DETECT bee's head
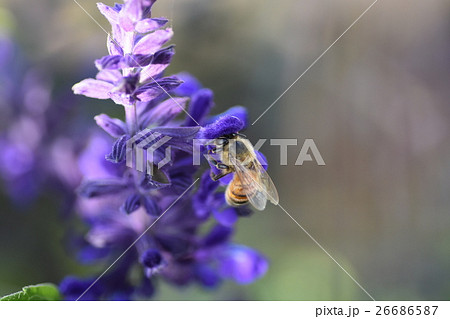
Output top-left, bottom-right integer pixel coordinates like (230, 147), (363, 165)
(221, 133), (237, 140)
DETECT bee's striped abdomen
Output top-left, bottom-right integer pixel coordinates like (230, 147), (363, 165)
(225, 175), (249, 206)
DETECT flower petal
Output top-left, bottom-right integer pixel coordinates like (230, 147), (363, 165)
(173, 72), (203, 97)
(118, 15), (134, 32)
(135, 18), (168, 33)
(124, 53), (155, 67)
(95, 55), (123, 70)
(198, 170), (220, 198)
(121, 0), (142, 24)
(118, 0), (141, 33)
(77, 246), (110, 264)
(154, 234), (190, 257)
(202, 224), (233, 247)
(105, 134), (128, 163)
(96, 69), (122, 83)
(134, 76), (183, 102)
(94, 114), (127, 138)
(78, 133), (123, 179)
(133, 28), (173, 55)
(107, 35), (124, 56)
(121, 193), (141, 214)
(198, 115), (245, 139)
(77, 178), (129, 198)
(142, 196), (160, 216)
(72, 79), (113, 99)
(213, 208), (238, 227)
(60, 276), (102, 301)
(140, 97), (189, 128)
(140, 249), (163, 269)
(97, 3), (119, 26)
(205, 106), (249, 128)
(195, 265), (221, 288)
(219, 245), (268, 284)
(86, 217), (135, 248)
(151, 126), (201, 139)
(140, 46), (175, 82)
(184, 88), (214, 126)
(192, 171), (221, 219)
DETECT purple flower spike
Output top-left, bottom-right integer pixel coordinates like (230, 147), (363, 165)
(199, 115), (245, 139)
(60, 0), (272, 301)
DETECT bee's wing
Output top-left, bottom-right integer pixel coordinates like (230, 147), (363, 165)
(230, 161), (267, 211)
(229, 155), (279, 210)
(257, 165), (279, 205)
(247, 189), (268, 211)
(239, 138), (279, 205)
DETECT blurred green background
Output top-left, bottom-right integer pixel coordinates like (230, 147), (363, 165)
(1, 0), (450, 300)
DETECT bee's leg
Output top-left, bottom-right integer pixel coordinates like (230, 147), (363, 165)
(217, 137), (229, 146)
(208, 153), (232, 181)
(216, 163), (229, 170)
(210, 169), (232, 181)
(209, 158), (230, 171)
(206, 148), (226, 165)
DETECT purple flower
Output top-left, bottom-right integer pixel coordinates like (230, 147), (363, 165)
(73, 1), (180, 107)
(0, 36), (82, 207)
(199, 115), (245, 140)
(63, 0), (269, 300)
(218, 245), (269, 284)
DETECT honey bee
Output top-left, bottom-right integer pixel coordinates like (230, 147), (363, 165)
(207, 133), (279, 211)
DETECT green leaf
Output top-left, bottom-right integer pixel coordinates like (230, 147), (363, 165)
(1, 283), (61, 301)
